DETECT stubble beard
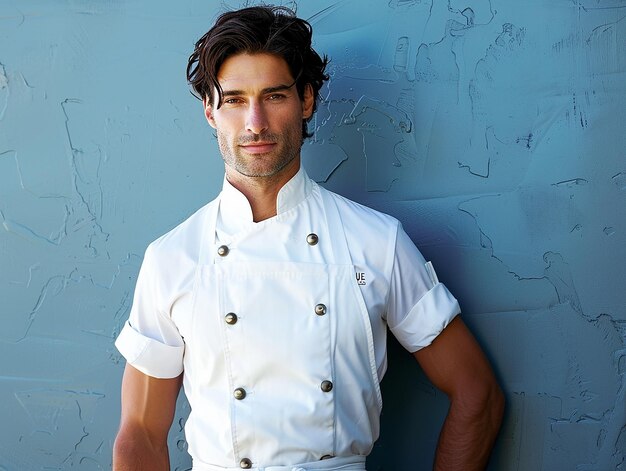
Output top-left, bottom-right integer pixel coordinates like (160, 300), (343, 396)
(217, 127), (303, 179)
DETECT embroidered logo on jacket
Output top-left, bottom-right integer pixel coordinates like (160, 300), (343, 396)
(356, 272), (366, 286)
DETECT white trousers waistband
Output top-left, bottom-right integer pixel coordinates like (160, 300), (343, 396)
(193, 455), (366, 471)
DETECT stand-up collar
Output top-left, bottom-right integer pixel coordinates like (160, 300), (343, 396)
(218, 166), (313, 237)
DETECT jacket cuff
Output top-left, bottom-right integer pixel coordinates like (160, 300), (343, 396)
(390, 283), (461, 353)
(115, 321), (184, 378)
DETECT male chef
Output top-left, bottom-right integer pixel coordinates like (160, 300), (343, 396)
(113, 5), (504, 471)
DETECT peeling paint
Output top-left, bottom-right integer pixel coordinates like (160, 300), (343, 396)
(603, 226), (615, 236)
(458, 159), (490, 178)
(612, 172), (626, 190)
(0, 61), (8, 121)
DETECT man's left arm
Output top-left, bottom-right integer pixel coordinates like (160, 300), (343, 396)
(413, 316), (505, 471)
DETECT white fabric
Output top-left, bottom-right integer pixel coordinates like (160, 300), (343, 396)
(115, 320), (184, 378)
(115, 167), (460, 469)
(193, 454), (366, 471)
(390, 283), (460, 351)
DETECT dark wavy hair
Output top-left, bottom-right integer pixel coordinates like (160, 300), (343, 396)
(186, 5), (329, 138)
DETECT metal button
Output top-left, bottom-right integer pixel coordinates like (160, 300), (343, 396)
(320, 454), (334, 460)
(315, 304), (327, 316)
(239, 458), (252, 469)
(217, 245), (229, 257)
(225, 313), (238, 325)
(234, 388), (246, 400)
(321, 380), (333, 392)
(306, 233), (319, 245)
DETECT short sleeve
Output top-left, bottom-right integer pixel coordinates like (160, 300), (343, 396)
(386, 225), (460, 353)
(115, 244), (185, 378)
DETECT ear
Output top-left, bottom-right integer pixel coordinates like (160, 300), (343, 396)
(302, 83), (314, 119)
(203, 97), (217, 129)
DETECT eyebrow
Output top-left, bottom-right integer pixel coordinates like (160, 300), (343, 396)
(221, 83), (295, 98)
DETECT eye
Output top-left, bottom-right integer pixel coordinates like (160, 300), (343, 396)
(267, 93), (286, 101)
(223, 97), (243, 105)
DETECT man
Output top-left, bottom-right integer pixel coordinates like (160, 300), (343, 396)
(113, 5), (504, 471)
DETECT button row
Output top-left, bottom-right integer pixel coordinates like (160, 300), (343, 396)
(217, 233), (320, 258)
(225, 304), (327, 325)
(231, 380), (333, 402)
(219, 231), (321, 470)
(232, 381), (332, 465)
(240, 454), (334, 468)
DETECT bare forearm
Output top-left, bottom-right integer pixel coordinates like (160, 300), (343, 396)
(433, 385), (504, 471)
(114, 366), (182, 470)
(113, 429), (170, 471)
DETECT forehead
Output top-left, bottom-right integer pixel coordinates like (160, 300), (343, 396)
(217, 53), (295, 91)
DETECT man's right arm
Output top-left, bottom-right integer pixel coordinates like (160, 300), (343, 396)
(113, 364), (183, 471)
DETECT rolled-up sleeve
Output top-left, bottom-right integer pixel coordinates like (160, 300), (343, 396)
(386, 226), (461, 353)
(390, 283), (460, 352)
(115, 244), (185, 378)
(115, 321), (184, 378)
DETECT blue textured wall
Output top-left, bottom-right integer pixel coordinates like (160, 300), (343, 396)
(1, 1), (624, 470)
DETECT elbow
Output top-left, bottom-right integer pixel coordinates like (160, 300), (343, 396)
(113, 423), (169, 470)
(112, 431), (133, 468)
(113, 428), (142, 466)
(486, 381), (505, 431)
(452, 375), (505, 432)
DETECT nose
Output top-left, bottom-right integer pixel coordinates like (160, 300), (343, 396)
(245, 101), (269, 135)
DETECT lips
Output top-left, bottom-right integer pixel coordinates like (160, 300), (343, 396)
(239, 142), (277, 154)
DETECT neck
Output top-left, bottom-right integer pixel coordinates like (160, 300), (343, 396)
(225, 159), (300, 222)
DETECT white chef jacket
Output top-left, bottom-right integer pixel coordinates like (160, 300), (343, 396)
(116, 167), (460, 470)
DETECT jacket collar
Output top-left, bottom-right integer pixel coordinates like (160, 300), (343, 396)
(218, 166), (313, 235)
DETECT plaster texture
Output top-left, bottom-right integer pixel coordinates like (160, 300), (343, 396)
(0, 1), (624, 470)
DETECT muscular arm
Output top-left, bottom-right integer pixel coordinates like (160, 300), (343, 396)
(113, 364), (183, 471)
(413, 316), (504, 471)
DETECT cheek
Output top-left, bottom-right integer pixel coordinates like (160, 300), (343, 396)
(216, 128), (231, 143)
(280, 110), (303, 130)
(214, 121), (235, 138)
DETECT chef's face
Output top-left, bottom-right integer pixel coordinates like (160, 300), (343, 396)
(204, 52), (314, 181)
